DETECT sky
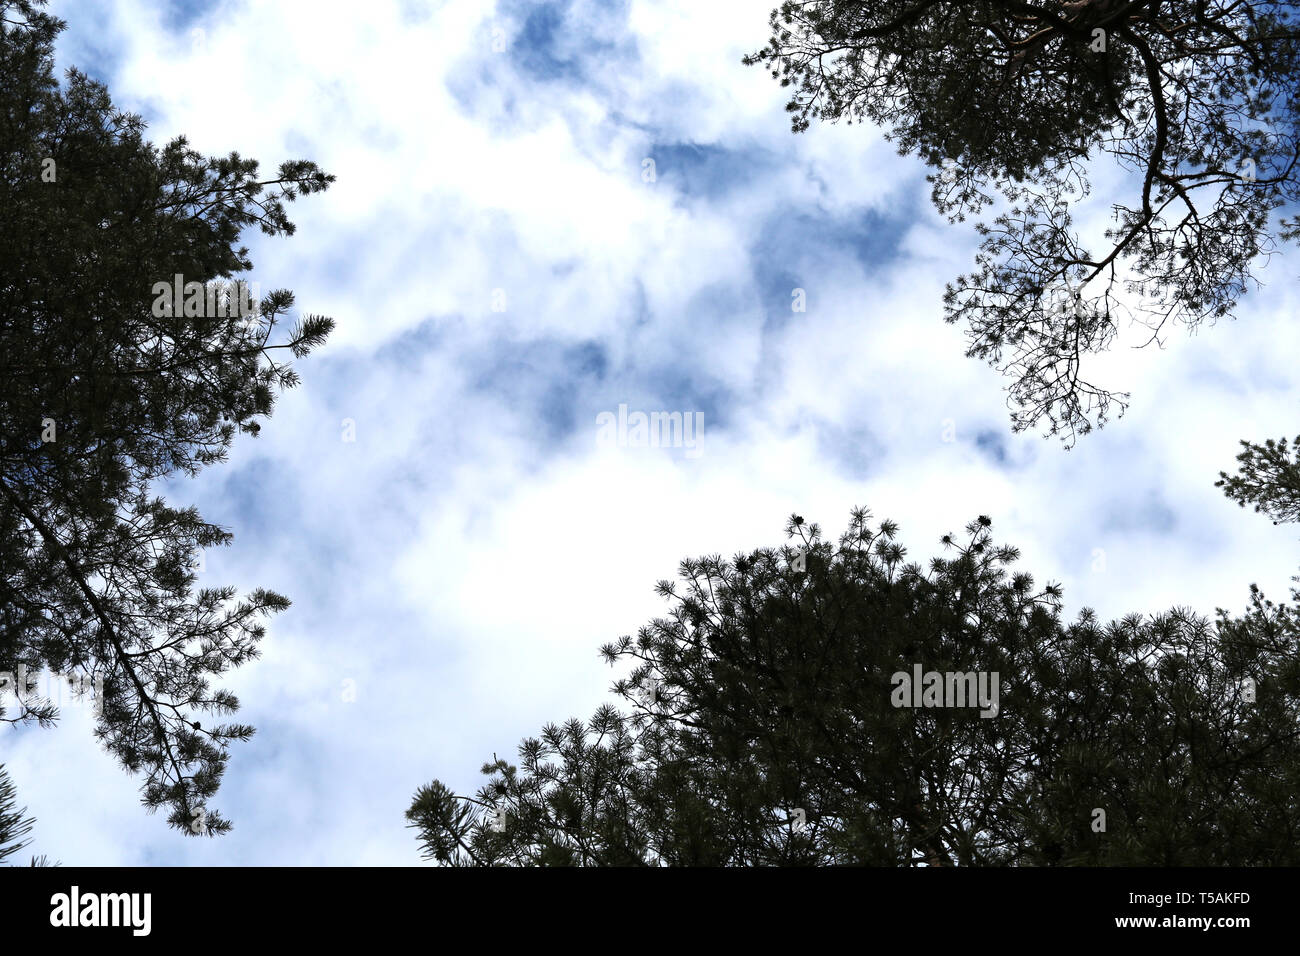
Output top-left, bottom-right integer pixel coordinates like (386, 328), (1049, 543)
(4, 0), (1299, 865)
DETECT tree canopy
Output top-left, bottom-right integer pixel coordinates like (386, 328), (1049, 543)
(0, 0), (333, 836)
(408, 511), (1300, 865)
(746, 1), (1300, 445)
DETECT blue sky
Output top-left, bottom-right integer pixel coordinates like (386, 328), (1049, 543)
(5, 0), (1300, 865)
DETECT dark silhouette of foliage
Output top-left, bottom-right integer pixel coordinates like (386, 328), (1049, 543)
(409, 511), (1300, 865)
(0, 0), (334, 835)
(1219, 433), (1300, 526)
(745, 1), (1300, 445)
(0, 764), (34, 864)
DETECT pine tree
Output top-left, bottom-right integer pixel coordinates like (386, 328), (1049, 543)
(0, 0), (334, 835)
(745, 1), (1300, 446)
(1218, 434), (1300, 526)
(0, 764), (34, 864)
(409, 510), (1300, 865)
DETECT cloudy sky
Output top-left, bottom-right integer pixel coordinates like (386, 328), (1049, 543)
(5, 0), (1299, 865)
